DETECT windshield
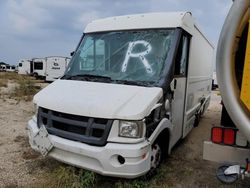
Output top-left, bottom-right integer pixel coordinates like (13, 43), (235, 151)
(64, 29), (175, 85)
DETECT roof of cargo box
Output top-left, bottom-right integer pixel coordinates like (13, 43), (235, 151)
(84, 12), (194, 33)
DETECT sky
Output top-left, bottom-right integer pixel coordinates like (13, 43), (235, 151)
(0, 0), (232, 65)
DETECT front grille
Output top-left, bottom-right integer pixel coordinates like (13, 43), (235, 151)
(38, 107), (113, 146)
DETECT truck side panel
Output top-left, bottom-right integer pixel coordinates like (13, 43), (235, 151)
(183, 25), (214, 137)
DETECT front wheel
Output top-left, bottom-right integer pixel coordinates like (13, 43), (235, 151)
(144, 142), (163, 179)
(151, 143), (162, 169)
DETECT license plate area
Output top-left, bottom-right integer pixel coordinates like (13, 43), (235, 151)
(33, 125), (53, 156)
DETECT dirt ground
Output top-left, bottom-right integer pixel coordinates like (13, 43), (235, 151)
(1, 81), (250, 187)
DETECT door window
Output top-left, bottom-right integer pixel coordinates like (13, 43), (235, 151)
(34, 62), (43, 70)
(79, 37), (105, 71)
(174, 34), (190, 76)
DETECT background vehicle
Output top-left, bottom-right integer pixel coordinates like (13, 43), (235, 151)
(203, 0), (250, 183)
(45, 56), (70, 82)
(0, 64), (6, 72)
(28, 12), (214, 178)
(32, 58), (46, 79)
(18, 59), (33, 75)
(6, 65), (16, 72)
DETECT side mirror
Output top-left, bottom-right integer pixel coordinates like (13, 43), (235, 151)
(70, 51), (75, 56)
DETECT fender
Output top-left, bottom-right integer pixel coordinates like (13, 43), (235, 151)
(148, 118), (174, 154)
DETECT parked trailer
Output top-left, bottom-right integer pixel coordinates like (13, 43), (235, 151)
(203, 0), (250, 183)
(0, 64), (6, 72)
(32, 58), (46, 79)
(6, 65), (16, 72)
(18, 59), (33, 75)
(28, 12), (214, 178)
(45, 56), (71, 82)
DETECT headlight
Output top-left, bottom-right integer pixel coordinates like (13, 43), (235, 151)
(119, 120), (145, 138)
(34, 103), (38, 118)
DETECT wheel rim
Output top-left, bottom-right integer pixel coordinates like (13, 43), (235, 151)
(150, 143), (162, 169)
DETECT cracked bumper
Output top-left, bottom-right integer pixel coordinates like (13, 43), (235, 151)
(27, 118), (151, 178)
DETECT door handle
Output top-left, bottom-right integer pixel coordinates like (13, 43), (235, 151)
(170, 78), (177, 91)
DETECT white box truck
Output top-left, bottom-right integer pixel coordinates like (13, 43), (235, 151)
(45, 56), (71, 82)
(18, 59), (33, 75)
(203, 0), (250, 183)
(28, 12), (214, 178)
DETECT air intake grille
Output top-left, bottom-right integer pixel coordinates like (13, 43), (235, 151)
(38, 107), (112, 146)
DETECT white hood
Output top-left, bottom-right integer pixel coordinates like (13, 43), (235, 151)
(34, 80), (163, 120)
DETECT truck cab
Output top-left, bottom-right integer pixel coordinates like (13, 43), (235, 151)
(28, 12), (213, 178)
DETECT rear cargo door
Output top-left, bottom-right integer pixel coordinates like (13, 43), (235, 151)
(46, 58), (66, 81)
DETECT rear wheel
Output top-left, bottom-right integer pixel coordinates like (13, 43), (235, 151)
(194, 111), (201, 127)
(33, 73), (38, 79)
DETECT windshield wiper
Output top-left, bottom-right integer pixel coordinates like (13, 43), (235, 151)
(62, 75), (154, 86)
(115, 79), (153, 87)
(62, 74), (112, 82)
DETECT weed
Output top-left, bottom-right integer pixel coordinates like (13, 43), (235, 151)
(0, 72), (41, 101)
(0, 72), (41, 100)
(128, 180), (149, 188)
(79, 170), (96, 187)
(48, 166), (96, 188)
(11, 78), (40, 100)
(0, 72), (21, 80)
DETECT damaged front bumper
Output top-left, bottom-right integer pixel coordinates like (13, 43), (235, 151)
(27, 118), (151, 178)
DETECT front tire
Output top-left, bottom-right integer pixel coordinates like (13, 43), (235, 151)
(151, 143), (162, 169)
(144, 142), (163, 179)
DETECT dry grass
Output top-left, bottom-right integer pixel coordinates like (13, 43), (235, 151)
(11, 77), (41, 101)
(0, 72), (41, 101)
(0, 79), (7, 88)
(41, 165), (153, 188)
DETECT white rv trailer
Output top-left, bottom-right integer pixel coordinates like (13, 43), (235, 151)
(28, 12), (214, 178)
(18, 59), (33, 75)
(0, 64), (6, 72)
(32, 58), (46, 79)
(45, 56), (71, 82)
(6, 65), (16, 72)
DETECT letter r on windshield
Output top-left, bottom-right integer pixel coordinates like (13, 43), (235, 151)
(122, 40), (153, 73)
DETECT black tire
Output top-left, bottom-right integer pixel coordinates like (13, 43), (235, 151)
(33, 73), (38, 79)
(194, 111), (201, 127)
(216, 164), (239, 184)
(144, 141), (163, 179)
(200, 104), (206, 117)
